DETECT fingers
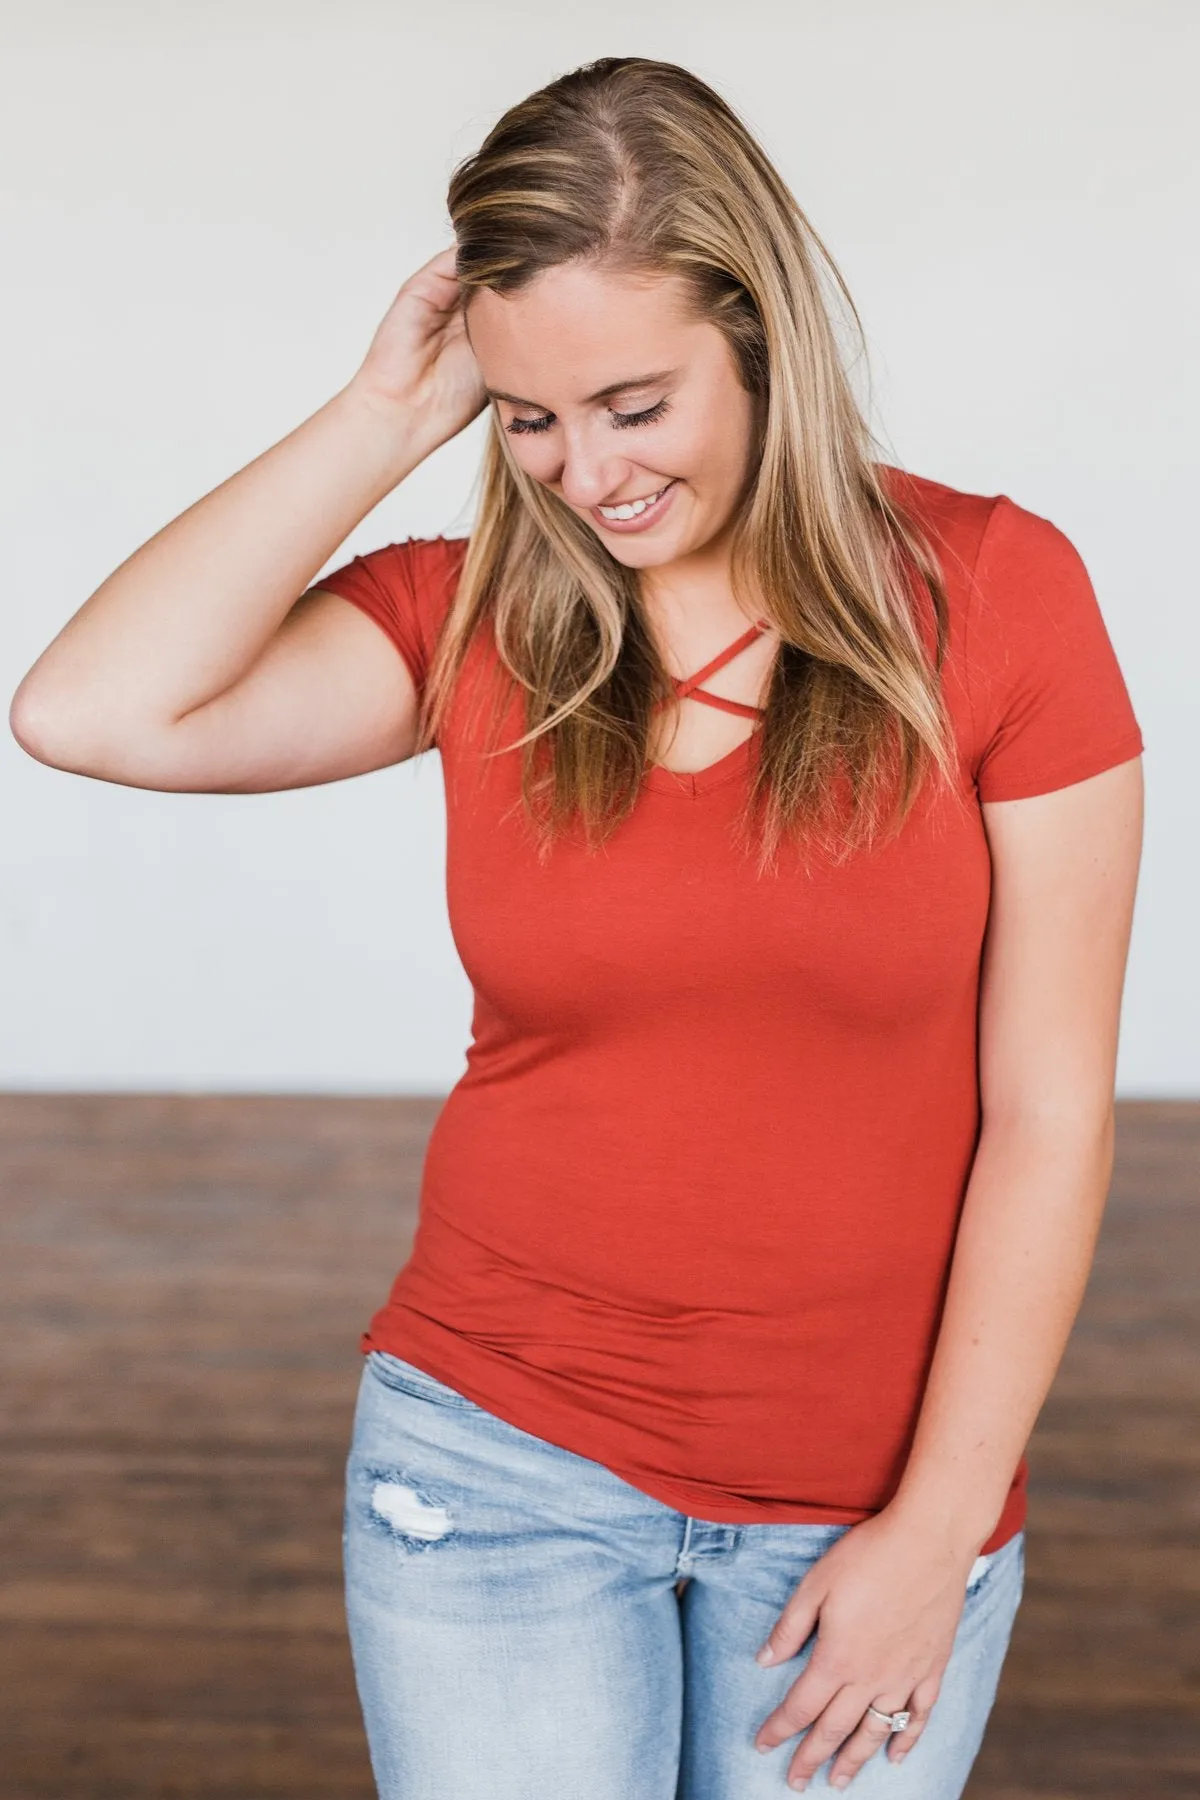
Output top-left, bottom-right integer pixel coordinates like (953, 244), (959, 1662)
(419, 244), (460, 283)
(762, 1675), (942, 1793)
(755, 1665), (840, 1754)
(815, 1696), (912, 1790)
(882, 1672), (939, 1765)
(766, 1688), (888, 1792)
(403, 245), (464, 315)
(755, 1588), (819, 1667)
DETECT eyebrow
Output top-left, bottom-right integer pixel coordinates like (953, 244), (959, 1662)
(485, 368), (679, 409)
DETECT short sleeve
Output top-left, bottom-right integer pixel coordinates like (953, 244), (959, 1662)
(965, 496), (1144, 802)
(304, 535), (469, 701)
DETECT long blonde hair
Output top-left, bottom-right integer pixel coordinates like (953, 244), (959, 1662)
(422, 55), (960, 868)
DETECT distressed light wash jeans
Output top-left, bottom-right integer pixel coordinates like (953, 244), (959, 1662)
(344, 1349), (1025, 1800)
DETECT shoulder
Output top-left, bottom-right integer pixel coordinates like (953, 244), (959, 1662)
(878, 462), (1091, 597)
(314, 534), (469, 611)
(351, 534), (470, 621)
(877, 462), (997, 577)
(878, 465), (1143, 799)
(877, 464), (1105, 656)
(307, 535), (470, 690)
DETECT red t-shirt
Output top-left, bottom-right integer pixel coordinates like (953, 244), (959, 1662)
(308, 468), (1144, 1554)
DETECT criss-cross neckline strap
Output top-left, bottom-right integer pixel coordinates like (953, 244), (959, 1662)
(656, 618), (771, 720)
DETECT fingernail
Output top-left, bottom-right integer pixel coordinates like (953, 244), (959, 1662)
(788, 1779), (807, 1793)
(755, 1739), (772, 1754)
(833, 1779), (851, 1791)
(755, 1643), (775, 1665)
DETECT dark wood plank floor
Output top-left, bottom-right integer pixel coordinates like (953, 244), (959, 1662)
(1, 1096), (1196, 1799)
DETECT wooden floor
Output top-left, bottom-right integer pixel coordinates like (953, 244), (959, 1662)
(0, 1096), (1196, 1800)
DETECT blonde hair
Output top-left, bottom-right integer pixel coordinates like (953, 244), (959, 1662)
(421, 55), (959, 868)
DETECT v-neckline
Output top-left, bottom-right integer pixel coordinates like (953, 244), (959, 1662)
(642, 616), (770, 797)
(643, 728), (761, 797)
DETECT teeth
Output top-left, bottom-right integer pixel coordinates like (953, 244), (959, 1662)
(599, 484), (667, 520)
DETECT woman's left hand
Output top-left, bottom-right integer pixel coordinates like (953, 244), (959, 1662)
(752, 1505), (980, 1790)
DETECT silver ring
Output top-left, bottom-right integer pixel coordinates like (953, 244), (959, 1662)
(866, 1704), (911, 1733)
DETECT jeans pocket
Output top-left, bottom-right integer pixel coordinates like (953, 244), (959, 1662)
(965, 1528), (1023, 1598)
(366, 1349), (483, 1412)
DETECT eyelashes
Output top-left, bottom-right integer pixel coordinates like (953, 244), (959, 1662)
(504, 415), (552, 436)
(504, 397), (671, 436)
(612, 397), (670, 431)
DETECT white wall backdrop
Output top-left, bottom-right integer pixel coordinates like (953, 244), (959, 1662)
(2, 0), (1195, 1094)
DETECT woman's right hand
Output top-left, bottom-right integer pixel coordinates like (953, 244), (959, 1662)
(348, 245), (488, 451)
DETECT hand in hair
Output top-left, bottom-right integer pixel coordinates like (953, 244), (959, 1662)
(350, 244), (487, 453)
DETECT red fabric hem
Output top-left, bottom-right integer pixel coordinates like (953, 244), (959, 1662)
(977, 728), (1144, 803)
(359, 1322), (1027, 1556)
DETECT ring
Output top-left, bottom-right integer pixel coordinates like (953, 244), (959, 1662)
(866, 1704), (911, 1733)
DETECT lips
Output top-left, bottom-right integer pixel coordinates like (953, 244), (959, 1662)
(590, 479), (679, 534)
(597, 483), (670, 520)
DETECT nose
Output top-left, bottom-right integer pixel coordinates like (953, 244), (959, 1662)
(554, 424), (631, 511)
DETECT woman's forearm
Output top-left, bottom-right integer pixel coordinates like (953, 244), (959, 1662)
(886, 1109), (1116, 1557)
(11, 379), (426, 758)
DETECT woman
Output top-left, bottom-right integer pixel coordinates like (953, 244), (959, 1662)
(10, 56), (1144, 1800)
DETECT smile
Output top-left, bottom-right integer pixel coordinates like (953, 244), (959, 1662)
(592, 480), (679, 532)
(597, 483), (672, 519)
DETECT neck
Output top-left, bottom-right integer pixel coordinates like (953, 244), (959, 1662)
(636, 522), (759, 636)
(637, 579), (765, 647)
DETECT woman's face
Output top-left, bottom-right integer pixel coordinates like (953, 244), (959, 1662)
(464, 261), (762, 574)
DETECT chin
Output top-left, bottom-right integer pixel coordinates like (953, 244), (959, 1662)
(605, 537), (689, 567)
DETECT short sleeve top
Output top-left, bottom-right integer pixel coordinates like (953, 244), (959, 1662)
(306, 468), (1143, 1553)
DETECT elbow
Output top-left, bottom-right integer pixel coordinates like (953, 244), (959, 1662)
(9, 675), (72, 768)
(9, 673), (108, 775)
(10, 672), (185, 788)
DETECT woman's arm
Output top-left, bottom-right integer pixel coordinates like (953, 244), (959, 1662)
(8, 248), (484, 793)
(886, 750), (1145, 1553)
(753, 751), (1144, 1789)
